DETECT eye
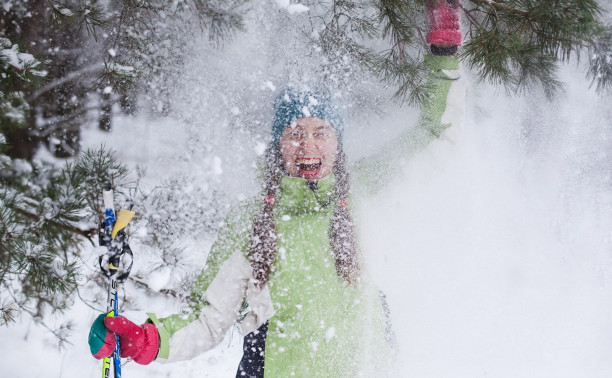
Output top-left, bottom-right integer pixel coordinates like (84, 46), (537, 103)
(314, 131), (331, 139)
(288, 131), (304, 139)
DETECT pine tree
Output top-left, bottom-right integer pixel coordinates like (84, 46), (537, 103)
(1, 0), (247, 157)
(0, 36), (127, 335)
(0, 37), (46, 129)
(2, 0), (107, 158)
(0, 141), (133, 344)
(312, 0), (611, 104)
(88, 0), (247, 128)
(0, 1), (245, 339)
(461, 0), (610, 98)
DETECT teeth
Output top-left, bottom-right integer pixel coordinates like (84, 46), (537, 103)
(296, 158), (321, 173)
(296, 158), (320, 164)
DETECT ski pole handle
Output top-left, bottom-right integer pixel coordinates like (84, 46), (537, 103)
(103, 186), (116, 237)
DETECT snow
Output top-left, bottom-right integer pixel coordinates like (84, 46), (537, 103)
(287, 4), (309, 15)
(324, 326), (335, 341)
(274, 0), (309, 15)
(212, 156), (223, 175)
(263, 81), (276, 91)
(254, 141), (266, 156)
(106, 62), (135, 75)
(1, 44), (24, 68)
(274, 0), (290, 9)
(359, 64), (612, 377)
(147, 269), (172, 292)
(0, 39), (45, 79)
(5, 3), (612, 378)
(12, 158), (33, 174)
(59, 8), (73, 17)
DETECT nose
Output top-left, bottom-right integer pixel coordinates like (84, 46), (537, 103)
(300, 134), (317, 152)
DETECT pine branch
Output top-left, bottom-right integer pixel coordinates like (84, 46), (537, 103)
(129, 274), (186, 300)
(0, 146), (133, 334)
(11, 297), (75, 348)
(462, 0), (607, 95)
(26, 64), (100, 103)
(45, 0), (107, 41)
(587, 24), (612, 93)
(468, 0), (529, 17)
(12, 206), (96, 243)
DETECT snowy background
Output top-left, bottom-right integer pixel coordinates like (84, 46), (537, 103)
(2, 1), (612, 377)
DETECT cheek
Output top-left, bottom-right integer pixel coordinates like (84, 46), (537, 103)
(322, 145), (338, 172)
(324, 141), (338, 161)
(281, 146), (297, 168)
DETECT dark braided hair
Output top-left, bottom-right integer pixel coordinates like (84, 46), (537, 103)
(330, 149), (360, 285)
(248, 146), (282, 286)
(248, 144), (360, 287)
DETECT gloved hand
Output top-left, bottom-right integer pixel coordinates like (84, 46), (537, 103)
(426, 0), (462, 46)
(88, 313), (160, 365)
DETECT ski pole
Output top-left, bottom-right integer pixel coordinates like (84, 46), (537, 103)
(101, 184), (121, 378)
(100, 184), (135, 378)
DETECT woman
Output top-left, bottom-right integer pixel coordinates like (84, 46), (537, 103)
(89, 1), (465, 376)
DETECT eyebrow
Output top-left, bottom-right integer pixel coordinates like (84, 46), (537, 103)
(285, 123), (332, 132)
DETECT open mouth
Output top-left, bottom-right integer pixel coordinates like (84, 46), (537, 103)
(296, 158), (322, 178)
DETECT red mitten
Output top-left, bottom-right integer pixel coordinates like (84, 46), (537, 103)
(426, 0), (462, 46)
(104, 316), (159, 365)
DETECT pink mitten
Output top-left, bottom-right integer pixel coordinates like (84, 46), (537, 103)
(104, 316), (159, 365)
(426, 0), (462, 46)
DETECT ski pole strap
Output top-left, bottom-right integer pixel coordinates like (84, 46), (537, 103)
(99, 242), (133, 283)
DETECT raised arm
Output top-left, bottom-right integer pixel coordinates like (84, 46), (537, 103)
(352, 0), (466, 196)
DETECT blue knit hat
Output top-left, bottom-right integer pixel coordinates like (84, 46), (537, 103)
(271, 86), (344, 145)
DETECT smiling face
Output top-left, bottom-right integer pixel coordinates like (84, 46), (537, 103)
(279, 117), (339, 181)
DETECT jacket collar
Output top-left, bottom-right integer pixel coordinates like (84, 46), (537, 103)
(277, 174), (336, 215)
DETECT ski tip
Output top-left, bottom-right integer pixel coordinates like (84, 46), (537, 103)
(104, 182), (112, 192)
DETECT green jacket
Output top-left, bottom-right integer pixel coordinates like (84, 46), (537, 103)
(148, 54), (464, 377)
